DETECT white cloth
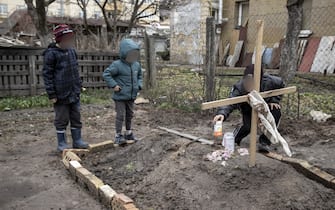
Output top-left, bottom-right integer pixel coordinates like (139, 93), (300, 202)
(248, 90), (292, 157)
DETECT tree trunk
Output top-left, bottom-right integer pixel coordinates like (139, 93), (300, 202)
(111, 0), (119, 49)
(279, 0), (304, 84)
(205, 17), (216, 102)
(83, 8), (89, 34)
(25, 0), (53, 47)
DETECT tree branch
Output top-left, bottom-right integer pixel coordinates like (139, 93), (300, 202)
(46, 0), (56, 6)
(135, 2), (157, 18)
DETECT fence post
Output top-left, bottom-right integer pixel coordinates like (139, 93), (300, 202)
(28, 55), (37, 96)
(144, 32), (157, 90)
(205, 17), (216, 102)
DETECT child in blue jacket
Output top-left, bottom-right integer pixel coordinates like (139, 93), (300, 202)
(103, 39), (143, 145)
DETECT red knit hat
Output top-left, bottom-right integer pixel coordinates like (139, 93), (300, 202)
(53, 24), (74, 43)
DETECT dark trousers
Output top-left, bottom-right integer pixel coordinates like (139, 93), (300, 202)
(233, 108), (281, 146)
(114, 100), (134, 134)
(54, 101), (82, 131)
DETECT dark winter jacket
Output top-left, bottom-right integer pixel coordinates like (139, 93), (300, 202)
(217, 74), (285, 120)
(102, 39), (143, 101)
(42, 43), (81, 104)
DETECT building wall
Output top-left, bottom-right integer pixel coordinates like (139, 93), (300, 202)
(221, 0), (335, 54)
(0, 0), (26, 22)
(309, 0), (335, 37)
(247, 0), (287, 51)
(170, 0), (211, 65)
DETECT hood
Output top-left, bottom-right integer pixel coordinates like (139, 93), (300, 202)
(119, 39), (140, 60)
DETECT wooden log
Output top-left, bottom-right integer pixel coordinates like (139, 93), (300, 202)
(202, 86), (297, 110)
(157, 126), (214, 145)
(264, 152), (335, 190)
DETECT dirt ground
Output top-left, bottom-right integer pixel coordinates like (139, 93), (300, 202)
(1, 103), (334, 210)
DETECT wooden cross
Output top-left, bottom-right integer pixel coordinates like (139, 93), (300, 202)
(201, 20), (297, 167)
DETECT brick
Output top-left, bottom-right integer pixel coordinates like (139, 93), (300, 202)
(116, 193), (133, 204)
(98, 185), (117, 207)
(68, 149), (90, 158)
(69, 160), (83, 179)
(85, 174), (104, 198)
(123, 203), (139, 210)
(62, 151), (81, 169)
(89, 140), (114, 152)
(112, 194), (134, 210)
(76, 167), (92, 187)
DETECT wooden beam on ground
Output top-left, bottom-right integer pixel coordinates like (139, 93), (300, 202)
(249, 20), (264, 167)
(264, 152), (335, 190)
(157, 126), (214, 145)
(201, 86), (297, 110)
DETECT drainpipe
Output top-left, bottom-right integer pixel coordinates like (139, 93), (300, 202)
(238, 2), (243, 26)
(219, 0), (223, 24)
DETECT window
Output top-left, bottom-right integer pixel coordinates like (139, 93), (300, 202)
(0, 4), (8, 15)
(211, 8), (219, 23)
(235, 1), (249, 27)
(16, 5), (27, 10)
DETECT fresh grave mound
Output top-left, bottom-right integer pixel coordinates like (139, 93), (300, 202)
(279, 117), (335, 177)
(83, 133), (335, 210)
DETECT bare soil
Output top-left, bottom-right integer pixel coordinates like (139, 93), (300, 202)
(1, 103), (334, 210)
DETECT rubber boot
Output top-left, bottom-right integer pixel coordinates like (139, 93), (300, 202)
(71, 128), (89, 149)
(57, 130), (69, 152)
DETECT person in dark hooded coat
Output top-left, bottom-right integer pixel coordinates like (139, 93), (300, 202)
(213, 65), (285, 152)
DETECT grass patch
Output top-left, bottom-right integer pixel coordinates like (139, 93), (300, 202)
(0, 89), (112, 111)
(144, 67), (335, 116)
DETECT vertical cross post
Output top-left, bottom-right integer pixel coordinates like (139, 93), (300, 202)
(249, 20), (264, 167)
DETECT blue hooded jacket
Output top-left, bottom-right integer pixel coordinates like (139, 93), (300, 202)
(103, 39), (143, 101)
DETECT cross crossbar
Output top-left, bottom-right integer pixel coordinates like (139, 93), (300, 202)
(201, 86), (297, 110)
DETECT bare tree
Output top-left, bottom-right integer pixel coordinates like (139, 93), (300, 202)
(127, 0), (159, 33)
(280, 0), (304, 84)
(24, 0), (56, 47)
(77, 0), (90, 34)
(94, 0), (112, 30)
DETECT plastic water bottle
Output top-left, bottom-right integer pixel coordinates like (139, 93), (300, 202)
(222, 132), (235, 152)
(213, 121), (223, 137)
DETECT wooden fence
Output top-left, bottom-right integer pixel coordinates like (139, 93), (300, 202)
(0, 46), (119, 97)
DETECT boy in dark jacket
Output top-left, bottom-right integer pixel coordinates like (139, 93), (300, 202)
(213, 65), (285, 152)
(43, 24), (88, 152)
(103, 39), (143, 145)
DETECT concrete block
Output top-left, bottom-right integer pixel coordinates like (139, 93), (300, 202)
(76, 167), (92, 188)
(69, 160), (83, 179)
(98, 185), (117, 207)
(62, 151), (81, 169)
(85, 174), (105, 198)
